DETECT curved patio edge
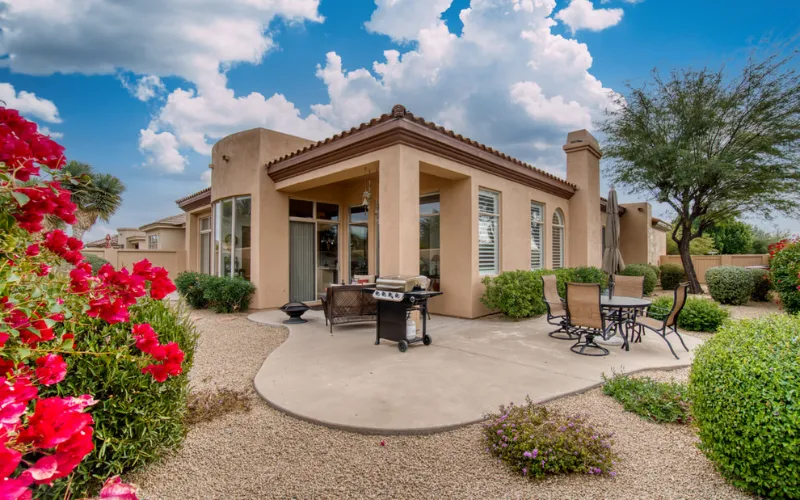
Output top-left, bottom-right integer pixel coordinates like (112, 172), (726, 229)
(247, 310), (698, 435)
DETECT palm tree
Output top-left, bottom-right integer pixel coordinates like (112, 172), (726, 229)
(60, 161), (126, 241)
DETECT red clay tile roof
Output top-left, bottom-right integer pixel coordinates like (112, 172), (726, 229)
(85, 234), (118, 248)
(175, 187), (211, 204)
(266, 104), (577, 190)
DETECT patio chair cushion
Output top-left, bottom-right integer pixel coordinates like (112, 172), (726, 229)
(547, 301), (566, 317)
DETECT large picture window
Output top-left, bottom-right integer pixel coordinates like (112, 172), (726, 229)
(530, 202), (544, 270)
(349, 205), (368, 280)
(478, 189), (500, 276)
(213, 195), (251, 279)
(552, 208), (565, 269)
(420, 193), (440, 290)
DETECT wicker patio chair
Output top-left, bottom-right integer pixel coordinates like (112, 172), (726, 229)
(565, 283), (615, 356)
(630, 283), (690, 359)
(542, 275), (575, 340)
(321, 284), (377, 333)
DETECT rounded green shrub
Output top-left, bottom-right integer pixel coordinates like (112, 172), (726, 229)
(175, 271), (210, 309)
(566, 266), (608, 289)
(770, 239), (800, 314)
(484, 399), (618, 478)
(39, 298), (197, 498)
(203, 275), (256, 313)
(648, 296), (729, 332)
(689, 315), (800, 498)
(648, 264), (661, 279)
(602, 373), (690, 424)
(659, 263), (686, 290)
(83, 253), (110, 275)
(749, 268), (772, 302)
(706, 266), (754, 305)
(481, 270), (552, 318)
(620, 264), (658, 295)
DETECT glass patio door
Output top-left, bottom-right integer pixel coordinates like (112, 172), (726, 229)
(289, 221), (316, 302)
(316, 222), (339, 294)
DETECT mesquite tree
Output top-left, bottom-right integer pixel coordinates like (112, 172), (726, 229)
(600, 53), (800, 293)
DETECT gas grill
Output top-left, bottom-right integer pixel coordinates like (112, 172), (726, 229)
(363, 275), (443, 352)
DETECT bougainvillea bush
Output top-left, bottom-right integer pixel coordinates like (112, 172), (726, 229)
(0, 107), (184, 499)
(769, 237), (800, 314)
(484, 399), (618, 479)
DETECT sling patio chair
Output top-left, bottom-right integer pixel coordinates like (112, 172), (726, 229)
(565, 282), (616, 356)
(605, 274), (645, 336)
(629, 282), (690, 360)
(541, 275), (576, 340)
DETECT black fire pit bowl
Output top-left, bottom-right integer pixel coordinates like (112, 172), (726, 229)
(280, 302), (310, 324)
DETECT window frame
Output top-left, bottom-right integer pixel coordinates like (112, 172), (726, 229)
(212, 195), (252, 278)
(348, 204), (369, 281)
(288, 198), (341, 294)
(530, 201), (545, 270)
(148, 234), (159, 250)
(552, 208), (565, 269)
(477, 188), (501, 276)
(199, 215), (212, 275)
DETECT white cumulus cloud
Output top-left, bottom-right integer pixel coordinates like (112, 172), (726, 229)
(0, 0), (325, 173)
(0, 83), (61, 123)
(556, 0), (624, 33)
(311, 0), (616, 174)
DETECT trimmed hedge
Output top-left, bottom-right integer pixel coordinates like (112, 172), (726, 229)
(83, 253), (110, 275)
(38, 299), (197, 498)
(619, 263), (658, 295)
(770, 239), (800, 314)
(481, 267), (607, 318)
(659, 263), (686, 290)
(749, 268), (772, 302)
(706, 266), (754, 305)
(174, 272), (255, 313)
(648, 296), (729, 332)
(689, 315), (800, 498)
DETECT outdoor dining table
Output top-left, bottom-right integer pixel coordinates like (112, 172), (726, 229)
(600, 295), (652, 351)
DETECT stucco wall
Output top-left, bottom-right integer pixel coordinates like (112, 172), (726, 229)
(146, 227), (185, 251)
(618, 202), (651, 265)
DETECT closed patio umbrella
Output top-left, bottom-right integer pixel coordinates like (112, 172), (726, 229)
(602, 186), (625, 296)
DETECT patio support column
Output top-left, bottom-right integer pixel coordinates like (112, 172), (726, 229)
(185, 212), (199, 272)
(378, 145), (419, 276)
(564, 130), (602, 268)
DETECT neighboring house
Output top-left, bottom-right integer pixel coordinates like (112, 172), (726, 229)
(138, 214), (186, 251)
(176, 104), (668, 318)
(85, 227), (146, 249)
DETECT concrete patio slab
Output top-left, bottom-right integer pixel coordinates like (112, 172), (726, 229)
(249, 310), (702, 434)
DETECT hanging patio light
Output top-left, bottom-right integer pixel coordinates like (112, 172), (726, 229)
(361, 167), (372, 210)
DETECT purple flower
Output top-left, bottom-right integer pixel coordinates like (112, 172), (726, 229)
(532, 449), (538, 458)
(522, 467), (528, 476)
(610, 471), (617, 477)
(497, 430), (503, 435)
(523, 451), (533, 459)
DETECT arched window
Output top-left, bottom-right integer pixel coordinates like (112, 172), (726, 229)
(552, 209), (565, 269)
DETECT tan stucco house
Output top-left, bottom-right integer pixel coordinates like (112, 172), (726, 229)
(176, 104), (667, 318)
(86, 215), (187, 251)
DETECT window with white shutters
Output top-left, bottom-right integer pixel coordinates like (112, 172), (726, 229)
(478, 189), (500, 275)
(552, 209), (565, 269)
(530, 202), (544, 270)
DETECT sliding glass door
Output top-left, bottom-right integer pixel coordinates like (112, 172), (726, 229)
(289, 221), (316, 302)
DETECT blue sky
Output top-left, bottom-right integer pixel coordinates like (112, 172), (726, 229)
(1, 0), (798, 241)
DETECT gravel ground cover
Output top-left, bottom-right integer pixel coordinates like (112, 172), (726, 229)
(131, 309), (748, 499)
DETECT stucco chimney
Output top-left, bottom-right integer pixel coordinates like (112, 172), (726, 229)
(564, 129), (602, 268)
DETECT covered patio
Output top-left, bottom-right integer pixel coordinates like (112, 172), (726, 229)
(249, 309), (702, 434)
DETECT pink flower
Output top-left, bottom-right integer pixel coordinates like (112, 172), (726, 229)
(99, 476), (139, 500)
(34, 355), (67, 386)
(25, 244), (40, 257)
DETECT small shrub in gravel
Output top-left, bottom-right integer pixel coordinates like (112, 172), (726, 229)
(602, 373), (691, 424)
(203, 275), (256, 313)
(648, 296), (729, 332)
(186, 387), (252, 425)
(619, 264), (658, 295)
(484, 398), (618, 479)
(175, 271), (210, 309)
(705, 266), (754, 305)
(481, 270), (554, 318)
(749, 268), (772, 302)
(689, 314), (800, 498)
(659, 263), (686, 290)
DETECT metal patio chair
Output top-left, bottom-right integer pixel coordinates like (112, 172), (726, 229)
(630, 282), (690, 359)
(542, 275), (575, 340)
(605, 274), (645, 336)
(565, 283), (615, 356)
